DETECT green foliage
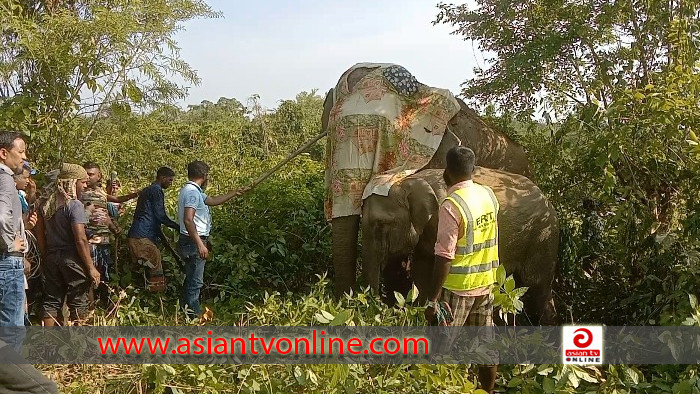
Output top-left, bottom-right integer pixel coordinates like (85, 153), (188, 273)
(492, 265), (528, 325)
(438, 0), (700, 327)
(42, 277), (488, 394)
(0, 0), (219, 165)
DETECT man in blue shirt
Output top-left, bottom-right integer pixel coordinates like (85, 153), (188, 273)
(128, 167), (179, 292)
(178, 161), (247, 318)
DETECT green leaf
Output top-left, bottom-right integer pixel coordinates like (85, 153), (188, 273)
(567, 371), (580, 388)
(513, 298), (524, 312)
(538, 365), (554, 375)
(321, 310), (335, 321)
(314, 313), (330, 324)
(294, 366), (306, 386)
(542, 377), (555, 393)
(394, 291), (405, 307)
(492, 293), (507, 307)
(508, 377), (523, 387)
(512, 287), (529, 298)
(624, 367), (639, 385)
(690, 294), (698, 310)
(330, 310), (350, 326)
(407, 284), (419, 303)
(496, 265), (506, 285)
(505, 277), (515, 293)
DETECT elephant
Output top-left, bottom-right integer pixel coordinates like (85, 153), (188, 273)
(322, 64), (534, 297)
(360, 168), (559, 325)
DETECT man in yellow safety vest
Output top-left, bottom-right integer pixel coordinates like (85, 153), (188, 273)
(424, 146), (499, 393)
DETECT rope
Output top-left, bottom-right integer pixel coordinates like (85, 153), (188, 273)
(25, 230), (42, 279)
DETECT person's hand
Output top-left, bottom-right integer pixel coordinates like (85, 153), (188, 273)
(89, 267), (101, 286)
(197, 241), (210, 260)
(26, 178), (37, 200)
(424, 302), (437, 323)
(25, 211), (38, 230)
(23, 258), (30, 276)
(12, 233), (26, 253)
(233, 185), (251, 197)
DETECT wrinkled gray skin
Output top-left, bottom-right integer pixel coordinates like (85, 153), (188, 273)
(322, 66), (533, 297)
(361, 168), (559, 325)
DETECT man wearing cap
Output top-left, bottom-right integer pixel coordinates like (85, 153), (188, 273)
(34, 163), (101, 325)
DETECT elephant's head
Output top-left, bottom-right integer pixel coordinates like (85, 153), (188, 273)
(361, 177), (440, 292)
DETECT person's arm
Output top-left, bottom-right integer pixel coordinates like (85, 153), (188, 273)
(106, 215), (121, 236)
(0, 190), (18, 252)
(72, 222), (101, 285)
(106, 190), (139, 204)
(425, 201), (461, 322)
(428, 257), (452, 302)
(183, 207), (208, 259)
(204, 185), (249, 207)
(153, 189), (179, 230)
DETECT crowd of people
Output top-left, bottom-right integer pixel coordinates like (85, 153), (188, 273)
(0, 130), (500, 393)
(0, 131), (248, 334)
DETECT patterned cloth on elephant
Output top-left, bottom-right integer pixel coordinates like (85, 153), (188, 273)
(323, 63), (460, 220)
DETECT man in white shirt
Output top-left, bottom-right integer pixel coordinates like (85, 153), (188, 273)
(178, 161), (247, 318)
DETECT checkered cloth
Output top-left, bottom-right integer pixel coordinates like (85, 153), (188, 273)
(441, 289), (494, 327)
(439, 289), (498, 364)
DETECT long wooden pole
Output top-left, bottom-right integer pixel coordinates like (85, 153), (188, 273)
(246, 130), (327, 190)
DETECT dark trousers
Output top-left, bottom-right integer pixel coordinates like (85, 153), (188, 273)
(42, 251), (90, 322)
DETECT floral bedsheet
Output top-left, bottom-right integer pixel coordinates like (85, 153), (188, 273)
(324, 63), (460, 220)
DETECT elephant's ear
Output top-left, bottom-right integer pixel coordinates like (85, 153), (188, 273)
(403, 177), (439, 238)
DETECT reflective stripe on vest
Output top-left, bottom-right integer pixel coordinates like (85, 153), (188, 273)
(449, 260), (499, 274)
(442, 184), (499, 292)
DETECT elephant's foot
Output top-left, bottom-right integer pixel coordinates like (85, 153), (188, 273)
(521, 285), (558, 325)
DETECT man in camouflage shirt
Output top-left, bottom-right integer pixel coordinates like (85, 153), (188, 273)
(81, 163), (139, 301)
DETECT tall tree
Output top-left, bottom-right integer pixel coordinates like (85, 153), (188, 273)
(0, 0), (219, 163)
(436, 0), (700, 323)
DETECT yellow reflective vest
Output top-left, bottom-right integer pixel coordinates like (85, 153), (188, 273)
(442, 183), (500, 292)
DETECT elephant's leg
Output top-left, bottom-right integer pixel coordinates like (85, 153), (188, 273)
(521, 282), (557, 325)
(410, 249), (435, 304)
(332, 215), (361, 297)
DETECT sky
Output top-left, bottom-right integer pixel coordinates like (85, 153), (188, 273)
(173, 0), (482, 109)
